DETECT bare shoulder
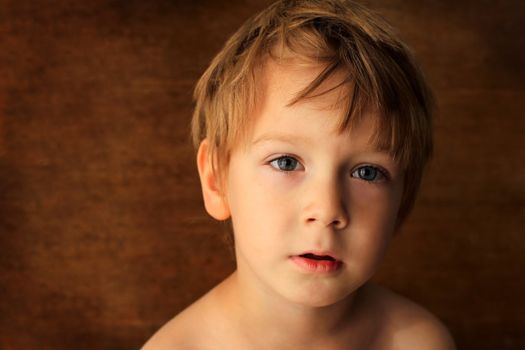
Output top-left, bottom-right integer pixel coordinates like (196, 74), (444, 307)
(140, 290), (218, 350)
(365, 283), (456, 350)
(140, 305), (199, 350)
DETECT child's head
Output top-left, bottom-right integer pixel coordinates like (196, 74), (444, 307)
(192, 0), (433, 232)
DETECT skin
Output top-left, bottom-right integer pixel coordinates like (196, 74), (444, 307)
(141, 59), (456, 350)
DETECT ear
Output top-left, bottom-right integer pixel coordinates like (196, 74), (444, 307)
(196, 139), (231, 221)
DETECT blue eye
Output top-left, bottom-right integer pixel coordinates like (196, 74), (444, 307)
(351, 165), (387, 182)
(269, 156), (301, 172)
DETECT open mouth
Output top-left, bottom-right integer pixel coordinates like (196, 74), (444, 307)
(299, 253), (336, 261)
(291, 252), (342, 273)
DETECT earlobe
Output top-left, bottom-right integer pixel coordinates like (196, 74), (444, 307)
(196, 139), (231, 221)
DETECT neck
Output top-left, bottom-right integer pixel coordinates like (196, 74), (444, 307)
(217, 269), (365, 348)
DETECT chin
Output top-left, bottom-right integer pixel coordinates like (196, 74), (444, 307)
(281, 283), (355, 308)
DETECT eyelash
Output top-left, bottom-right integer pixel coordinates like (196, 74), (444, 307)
(351, 165), (389, 183)
(268, 155), (390, 182)
(268, 154), (303, 175)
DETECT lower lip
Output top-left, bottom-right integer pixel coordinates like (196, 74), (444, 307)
(290, 256), (343, 273)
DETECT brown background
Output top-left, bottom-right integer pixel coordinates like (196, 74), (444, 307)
(1, 0), (524, 349)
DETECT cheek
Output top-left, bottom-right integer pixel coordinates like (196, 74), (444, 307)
(226, 165), (295, 249)
(258, 170), (300, 206)
(346, 184), (400, 264)
(230, 168), (293, 215)
(237, 163), (300, 215)
(349, 183), (401, 229)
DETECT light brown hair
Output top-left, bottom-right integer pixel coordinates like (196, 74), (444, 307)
(191, 0), (434, 229)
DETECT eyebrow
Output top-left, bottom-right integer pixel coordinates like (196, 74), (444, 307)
(251, 131), (396, 160)
(252, 132), (313, 146)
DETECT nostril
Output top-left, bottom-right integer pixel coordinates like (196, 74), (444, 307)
(305, 213), (348, 228)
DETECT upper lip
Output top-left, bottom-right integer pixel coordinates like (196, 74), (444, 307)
(295, 251), (342, 262)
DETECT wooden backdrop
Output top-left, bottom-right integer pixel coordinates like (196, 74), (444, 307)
(1, 0), (524, 349)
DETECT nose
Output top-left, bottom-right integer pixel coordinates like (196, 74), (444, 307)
(303, 174), (349, 230)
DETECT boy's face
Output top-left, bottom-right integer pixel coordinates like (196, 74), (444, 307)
(219, 59), (404, 307)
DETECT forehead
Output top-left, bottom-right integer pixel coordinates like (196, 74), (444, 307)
(257, 57), (349, 113)
(245, 57), (386, 151)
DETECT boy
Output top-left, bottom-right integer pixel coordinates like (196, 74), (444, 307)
(142, 0), (456, 349)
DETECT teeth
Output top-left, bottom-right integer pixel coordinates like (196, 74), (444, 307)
(301, 253), (335, 261)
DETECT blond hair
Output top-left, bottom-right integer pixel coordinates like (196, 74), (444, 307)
(191, 0), (434, 228)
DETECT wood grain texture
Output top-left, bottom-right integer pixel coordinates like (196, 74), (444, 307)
(0, 0), (523, 349)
